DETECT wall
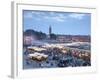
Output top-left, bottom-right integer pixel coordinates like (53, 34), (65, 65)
(0, 0), (99, 80)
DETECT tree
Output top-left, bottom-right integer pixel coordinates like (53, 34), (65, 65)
(24, 29), (47, 40)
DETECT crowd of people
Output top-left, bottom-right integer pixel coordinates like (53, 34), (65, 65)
(23, 45), (91, 69)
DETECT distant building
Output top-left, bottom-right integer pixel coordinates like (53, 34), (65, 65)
(56, 35), (90, 42)
(56, 36), (66, 42)
(71, 36), (90, 42)
(47, 25), (90, 42)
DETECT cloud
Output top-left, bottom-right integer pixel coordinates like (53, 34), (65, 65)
(44, 16), (64, 22)
(24, 12), (33, 19)
(24, 11), (45, 18)
(24, 11), (45, 21)
(24, 11), (87, 21)
(44, 13), (67, 22)
(68, 13), (86, 20)
(25, 11), (67, 22)
(24, 11), (86, 22)
(32, 11), (46, 15)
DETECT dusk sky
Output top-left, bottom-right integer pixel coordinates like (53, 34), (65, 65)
(23, 10), (91, 35)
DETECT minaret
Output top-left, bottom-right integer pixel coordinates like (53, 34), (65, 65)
(49, 25), (52, 39)
(49, 25), (52, 35)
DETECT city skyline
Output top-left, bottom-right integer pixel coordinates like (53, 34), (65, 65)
(23, 10), (91, 35)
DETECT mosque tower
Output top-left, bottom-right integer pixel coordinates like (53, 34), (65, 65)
(49, 25), (52, 39)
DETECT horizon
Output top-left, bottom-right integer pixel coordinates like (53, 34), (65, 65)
(24, 29), (91, 36)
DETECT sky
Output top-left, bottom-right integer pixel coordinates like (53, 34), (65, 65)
(23, 10), (91, 35)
